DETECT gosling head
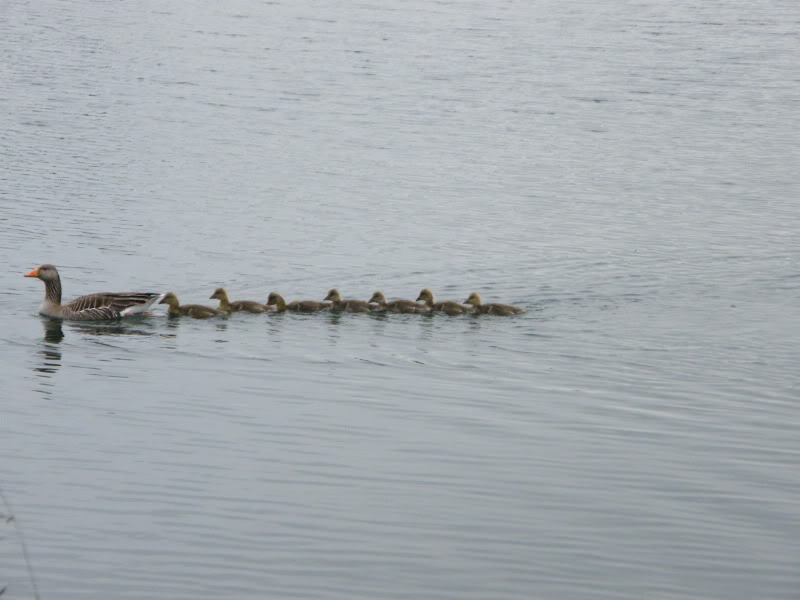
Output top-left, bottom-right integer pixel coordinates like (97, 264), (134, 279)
(266, 292), (282, 306)
(369, 291), (386, 304)
(209, 287), (227, 300)
(465, 292), (482, 307)
(24, 263), (59, 281)
(324, 288), (341, 302)
(159, 292), (179, 307)
(416, 288), (434, 304)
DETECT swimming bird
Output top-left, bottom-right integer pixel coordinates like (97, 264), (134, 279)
(266, 292), (331, 313)
(210, 287), (270, 313)
(464, 292), (526, 315)
(368, 291), (427, 313)
(160, 292), (221, 319)
(24, 264), (164, 321)
(324, 288), (375, 313)
(415, 288), (472, 315)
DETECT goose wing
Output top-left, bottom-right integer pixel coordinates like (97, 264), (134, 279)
(64, 292), (163, 319)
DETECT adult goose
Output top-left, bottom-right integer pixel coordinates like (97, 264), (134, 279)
(465, 292), (526, 315)
(24, 264), (164, 321)
(266, 292), (331, 313)
(324, 289), (375, 313)
(416, 288), (472, 315)
(368, 291), (427, 313)
(160, 292), (220, 319)
(210, 287), (270, 313)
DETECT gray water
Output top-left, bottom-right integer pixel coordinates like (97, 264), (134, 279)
(1, 1), (798, 598)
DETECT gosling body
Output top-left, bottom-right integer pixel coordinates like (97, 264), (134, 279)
(160, 292), (221, 319)
(368, 291), (427, 313)
(324, 288), (375, 313)
(416, 288), (472, 315)
(210, 287), (270, 313)
(267, 292), (331, 313)
(465, 292), (526, 315)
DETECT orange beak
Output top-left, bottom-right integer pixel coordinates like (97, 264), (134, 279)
(24, 268), (40, 278)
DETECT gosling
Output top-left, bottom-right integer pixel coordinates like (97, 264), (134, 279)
(210, 287), (270, 313)
(324, 288), (375, 313)
(416, 288), (472, 315)
(160, 292), (221, 319)
(464, 292), (526, 315)
(368, 291), (427, 313)
(267, 292), (331, 313)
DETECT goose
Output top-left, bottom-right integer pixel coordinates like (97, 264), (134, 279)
(159, 292), (221, 319)
(210, 287), (270, 313)
(324, 288), (375, 313)
(416, 288), (472, 315)
(465, 292), (526, 315)
(24, 264), (164, 321)
(368, 291), (427, 313)
(266, 292), (331, 313)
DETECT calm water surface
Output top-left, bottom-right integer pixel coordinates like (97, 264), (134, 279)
(1, 1), (798, 599)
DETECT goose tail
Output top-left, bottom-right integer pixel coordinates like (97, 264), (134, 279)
(120, 293), (167, 316)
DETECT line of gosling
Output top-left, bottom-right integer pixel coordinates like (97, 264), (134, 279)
(159, 288), (527, 319)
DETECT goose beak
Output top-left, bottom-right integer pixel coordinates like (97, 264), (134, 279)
(24, 269), (40, 278)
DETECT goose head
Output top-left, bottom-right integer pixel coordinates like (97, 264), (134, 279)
(24, 264), (59, 281)
(324, 288), (341, 302)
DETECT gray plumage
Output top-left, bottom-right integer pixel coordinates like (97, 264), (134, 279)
(25, 264), (163, 321)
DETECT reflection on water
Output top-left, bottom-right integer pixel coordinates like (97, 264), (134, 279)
(34, 318), (177, 380)
(213, 320), (228, 343)
(35, 317), (159, 366)
(42, 318), (64, 344)
(417, 312), (436, 342)
(68, 319), (161, 337)
(466, 316), (483, 333)
(34, 347), (61, 375)
(34, 320), (63, 397)
(325, 312), (343, 347)
(264, 315), (285, 337)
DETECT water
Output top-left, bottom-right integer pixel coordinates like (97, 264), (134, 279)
(1, 1), (798, 598)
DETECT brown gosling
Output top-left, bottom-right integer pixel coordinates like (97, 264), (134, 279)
(210, 287), (270, 313)
(159, 292), (221, 319)
(267, 292), (331, 313)
(368, 291), (427, 313)
(324, 288), (375, 313)
(416, 288), (472, 315)
(465, 292), (526, 316)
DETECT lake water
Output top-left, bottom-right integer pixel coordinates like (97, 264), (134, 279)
(1, 1), (798, 598)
